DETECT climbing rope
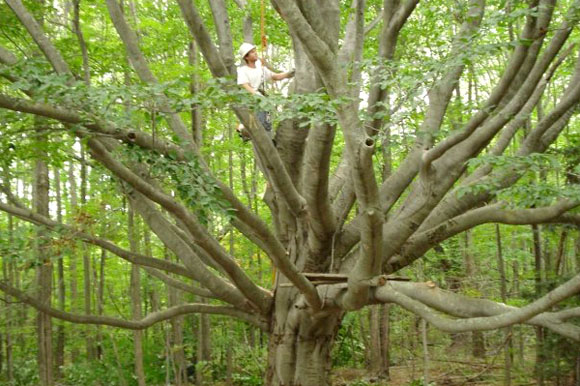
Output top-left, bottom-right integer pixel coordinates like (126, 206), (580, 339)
(260, 0), (278, 287)
(260, 0), (267, 57)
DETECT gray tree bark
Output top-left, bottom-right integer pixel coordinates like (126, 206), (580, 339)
(496, 225), (512, 386)
(34, 121), (53, 386)
(128, 205), (146, 386)
(54, 167), (66, 377)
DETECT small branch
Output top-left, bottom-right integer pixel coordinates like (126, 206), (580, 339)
(0, 280), (268, 331)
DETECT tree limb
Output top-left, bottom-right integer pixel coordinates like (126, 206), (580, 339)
(87, 139), (273, 314)
(5, 0), (71, 75)
(105, 0), (194, 146)
(208, 0), (236, 74)
(375, 281), (580, 340)
(0, 201), (195, 280)
(387, 200), (580, 272)
(143, 267), (216, 299)
(0, 280), (268, 331)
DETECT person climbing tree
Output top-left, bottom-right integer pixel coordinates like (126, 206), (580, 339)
(236, 42), (294, 140)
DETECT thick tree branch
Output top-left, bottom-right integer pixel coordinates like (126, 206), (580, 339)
(423, 3), (576, 170)
(0, 201), (195, 280)
(0, 281), (268, 331)
(302, 123), (337, 259)
(337, 0), (366, 86)
(236, 108), (308, 219)
(143, 268), (216, 299)
(387, 200), (580, 272)
(105, 0), (194, 146)
(0, 93), (320, 309)
(375, 281), (580, 341)
(127, 191), (253, 309)
(5, 0), (71, 75)
(208, 0), (236, 74)
(87, 139), (273, 313)
(420, 0), (485, 150)
(272, 0), (338, 85)
(176, 0), (231, 78)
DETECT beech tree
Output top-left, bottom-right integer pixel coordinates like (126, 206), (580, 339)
(1, 0), (580, 385)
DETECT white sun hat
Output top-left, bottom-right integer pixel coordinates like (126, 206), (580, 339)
(238, 42), (256, 60)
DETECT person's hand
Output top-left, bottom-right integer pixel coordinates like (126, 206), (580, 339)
(287, 69), (295, 78)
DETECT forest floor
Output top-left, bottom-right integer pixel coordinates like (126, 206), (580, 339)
(331, 360), (540, 385)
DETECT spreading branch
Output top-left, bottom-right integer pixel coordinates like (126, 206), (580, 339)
(0, 281), (268, 331)
(376, 281), (580, 340)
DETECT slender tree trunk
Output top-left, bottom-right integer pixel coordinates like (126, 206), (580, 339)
(67, 161), (79, 361)
(168, 285), (186, 386)
(189, 40), (203, 145)
(532, 224), (545, 386)
(575, 234), (580, 273)
(421, 318), (430, 386)
(128, 206), (146, 386)
(2, 215), (13, 382)
(79, 149), (96, 360)
(34, 123), (53, 386)
(225, 321), (233, 386)
(96, 246), (106, 360)
(370, 306), (382, 375)
(496, 225), (512, 386)
(0, 330), (3, 376)
(360, 311), (370, 366)
(380, 304), (391, 378)
(555, 229), (568, 275)
(575, 350), (580, 386)
(54, 168), (66, 376)
(463, 230), (485, 357)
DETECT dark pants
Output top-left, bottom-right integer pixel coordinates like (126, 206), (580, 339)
(257, 110), (272, 132)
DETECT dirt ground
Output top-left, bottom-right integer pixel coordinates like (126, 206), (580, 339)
(331, 361), (542, 386)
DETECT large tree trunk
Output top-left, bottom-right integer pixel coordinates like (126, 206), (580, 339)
(265, 291), (342, 386)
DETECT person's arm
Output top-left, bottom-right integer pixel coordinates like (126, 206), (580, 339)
(272, 70), (295, 81)
(241, 83), (257, 94)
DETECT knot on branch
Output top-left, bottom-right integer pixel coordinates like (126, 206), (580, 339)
(127, 131), (137, 141)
